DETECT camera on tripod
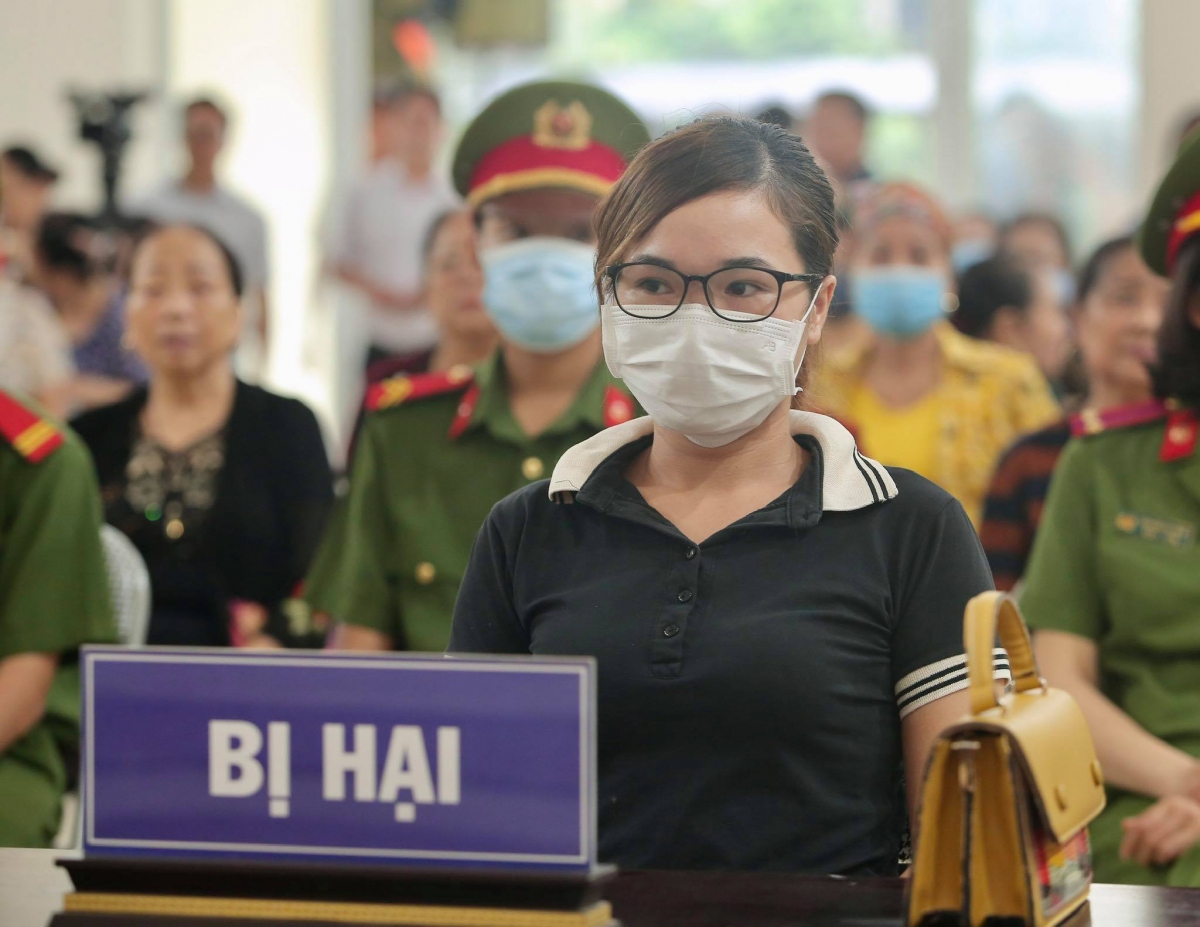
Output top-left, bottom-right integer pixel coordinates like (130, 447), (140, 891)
(68, 90), (149, 223)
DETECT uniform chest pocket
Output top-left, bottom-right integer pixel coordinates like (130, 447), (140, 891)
(1112, 511), (1197, 550)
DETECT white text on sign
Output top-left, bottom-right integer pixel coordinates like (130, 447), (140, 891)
(208, 721), (461, 821)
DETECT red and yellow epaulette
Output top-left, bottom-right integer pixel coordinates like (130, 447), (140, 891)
(365, 365), (475, 413)
(0, 391), (63, 463)
(1071, 399), (1199, 462)
(1070, 400), (1169, 438)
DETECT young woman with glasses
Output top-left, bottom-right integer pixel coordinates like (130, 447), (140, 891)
(449, 116), (1008, 874)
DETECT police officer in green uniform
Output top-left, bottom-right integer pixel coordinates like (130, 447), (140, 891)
(1022, 130), (1200, 886)
(307, 81), (647, 652)
(0, 390), (114, 846)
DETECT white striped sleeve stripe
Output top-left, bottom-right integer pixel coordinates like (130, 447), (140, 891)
(895, 649), (1012, 719)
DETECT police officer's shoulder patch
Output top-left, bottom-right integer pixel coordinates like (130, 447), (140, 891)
(0, 390), (63, 463)
(365, 365), (476, 413)
(1069, 400), (1169, 438)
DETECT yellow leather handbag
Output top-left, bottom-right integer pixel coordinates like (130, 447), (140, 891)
(906, 592), (1106, 927)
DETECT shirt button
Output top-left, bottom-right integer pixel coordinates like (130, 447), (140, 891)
(663, 624), (681, 638)
(677, 589), (693, 603)
(522, 457), (545, 480)
(685, 547), (697, 560)
(415, 562), (437, 585)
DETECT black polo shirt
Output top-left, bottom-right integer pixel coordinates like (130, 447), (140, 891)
(449, 413), (1005, 875)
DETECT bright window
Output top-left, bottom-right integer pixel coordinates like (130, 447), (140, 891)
(973, 0), (1141, 251)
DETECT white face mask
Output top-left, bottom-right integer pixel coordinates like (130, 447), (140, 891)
(601, 286), (822, 448)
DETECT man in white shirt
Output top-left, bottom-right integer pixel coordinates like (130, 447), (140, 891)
(325, 86), (459, 369)
(137, 98), (270, 371)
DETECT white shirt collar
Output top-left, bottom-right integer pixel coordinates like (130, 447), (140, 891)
(548, 410), (898, 510)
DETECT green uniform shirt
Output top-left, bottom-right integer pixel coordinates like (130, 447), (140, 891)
(1021, 417), (1200, 885)
(0, 413), (115, 847)
(306, 352), (637, 652)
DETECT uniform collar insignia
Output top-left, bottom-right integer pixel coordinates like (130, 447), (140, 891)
(548, 410), (898, 510)
(532, 100), (593, 151)
(1162, 406), (1199, 462)
(1069, 399), (1168, 438)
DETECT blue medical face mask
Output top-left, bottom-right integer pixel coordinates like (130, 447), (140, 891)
(480, 237), (599, 353)
(852, 266), (948, 339)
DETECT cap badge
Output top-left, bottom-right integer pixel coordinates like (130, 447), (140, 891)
(533, 100), (592, 151)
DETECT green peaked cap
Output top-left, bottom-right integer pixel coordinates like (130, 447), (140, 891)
(452, 79), (650, 206)
(1138, 124), (1200, 276)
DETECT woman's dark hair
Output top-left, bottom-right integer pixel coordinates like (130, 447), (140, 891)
(1152, 237), (1200, 407)
(421, 209), (464, 265)
(595, 115), (838, 285)
(953, 255), (1033, 338)
(35, 212), (118, 280)
(1076, 235), (1135, 303)
(128, 221), (245, 298)
(755, 103), (794, 131)
(1000, 212), (1073, 266)
(594, 116), (838, 402)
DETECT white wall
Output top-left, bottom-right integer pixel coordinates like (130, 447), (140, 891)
(0, 0), (167, 211)
(0, 0), (355, 431)
(164, 0), (336, 408)
(1139, 0), (1200, 201)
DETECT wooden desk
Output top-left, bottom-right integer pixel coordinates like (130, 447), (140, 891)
(606, 870), (1200, 926)
(4, 848), (1200, 926)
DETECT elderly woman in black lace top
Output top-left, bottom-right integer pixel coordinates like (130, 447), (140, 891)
(72, 225), (332, 647)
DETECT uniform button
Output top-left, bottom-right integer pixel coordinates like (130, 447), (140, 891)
(685, 547), (697, 560)
(677, 589), (693, 603)
(663, 624), (681, 638)
(522, 456), (545, 480)
(415, 562), (437, 585)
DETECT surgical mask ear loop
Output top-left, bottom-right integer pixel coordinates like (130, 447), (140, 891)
(791, 280), (824, 395)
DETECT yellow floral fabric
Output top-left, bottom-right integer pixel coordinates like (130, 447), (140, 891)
(811, 323), (1060, 526)
(846, 382), (940, 481)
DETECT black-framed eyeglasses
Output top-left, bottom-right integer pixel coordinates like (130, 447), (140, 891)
(605, 262), (824, 322)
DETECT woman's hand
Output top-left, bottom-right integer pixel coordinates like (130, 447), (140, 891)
(1120, 795), (1200, 868)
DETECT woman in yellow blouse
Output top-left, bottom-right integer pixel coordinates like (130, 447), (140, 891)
(813, 183), (1059, 524)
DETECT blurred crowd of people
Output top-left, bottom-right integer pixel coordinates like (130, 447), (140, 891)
(3, 74), (1200, 886)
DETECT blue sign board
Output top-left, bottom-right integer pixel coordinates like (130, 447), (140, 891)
(81, 647), (596, 870)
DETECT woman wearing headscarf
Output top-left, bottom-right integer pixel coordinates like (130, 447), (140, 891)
(812, 182), (1060, 524)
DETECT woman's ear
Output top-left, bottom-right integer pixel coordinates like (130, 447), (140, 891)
(802, 275), (838, 347)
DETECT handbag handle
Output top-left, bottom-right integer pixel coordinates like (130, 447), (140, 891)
(965, 591), (1043, 715)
